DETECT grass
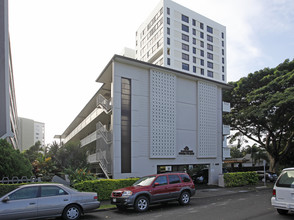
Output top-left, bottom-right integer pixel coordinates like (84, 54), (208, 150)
(98, 204), (116, 210)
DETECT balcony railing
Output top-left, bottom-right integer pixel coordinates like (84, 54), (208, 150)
(223, 147), (231, 159)
(223, 102), (231, 113)
(223, 125), (230, 135)
(81, 131), (97, 148)
(97, 121), (112, 144)
(97, 94), (112, 112)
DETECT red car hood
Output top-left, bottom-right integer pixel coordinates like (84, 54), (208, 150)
(113, 185), (149, 193)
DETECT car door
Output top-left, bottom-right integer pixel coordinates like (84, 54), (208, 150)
(37, 185), (70, 218)
(167, 174), (182, 199)
(0, 186), (38, 220)
(150, 175), (170, 202)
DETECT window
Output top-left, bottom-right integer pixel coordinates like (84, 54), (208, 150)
(182, 43), (189, 51)
(201, 68), (204, 75)
(207, 52), (213, 60)
(9, 187), (38, 200)
(222, 32), (224, 39)
(208, 70), (213, 77)
(167, 48), (170, 55)
(193, 66), (196, 73)
(182, 24), (189, 33)
(193, 47), (196, 54)
(222, 74), (225, 81)
(168, 175), (181, 184)
(207, 61), (213, 69)
(222, 41), (224, 47)
(276, 170), (294, 188)
(180, 174), (191, 182)
(167, 27), (170, 35)
(193, 38), (196, 45)
(41, 186), (67, 197)
(222, 57), (225, 64)
(207, 26), (213, 34)
(182, 53), (189, 61)
(181, 14), (189, 23)
(167, 7), (170, 15)
(192, 19), (196, 26)
(200, 59), (204, 66)
(207, 35), (213, 42)
(167, 17), (170, 25)
(200, 50), (204, 57)
(200, 41), (204, 48)
(193, 28), (196, 35)
(207, 43), (213, 51)
(222, 66), (225, 72)
(182, 33), (189, 42)
(167, 58), (170, 65)
(200, 32), (204, 39)
(154, 176), (168, 186)
(200, 22), (203, 29)
(193, 56), (196, 63)
(167, 37), (170, 45)
(182, 63), (189, 71)
(222, 49), (224, 55)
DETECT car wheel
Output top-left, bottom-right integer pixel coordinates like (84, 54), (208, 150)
(277, 209), (288, 215)
(134, 196), (149, 212)
(62, 204), (81, 220)
(179, 191), (190, 205)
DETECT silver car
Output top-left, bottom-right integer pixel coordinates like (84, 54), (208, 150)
(0, 183), (100, 220)
(271, 167), (294, 215)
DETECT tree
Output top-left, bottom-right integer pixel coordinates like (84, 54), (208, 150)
(0, 139), (33, 178)
(223, 59), (294, 172)
(54, 142), (88, 171)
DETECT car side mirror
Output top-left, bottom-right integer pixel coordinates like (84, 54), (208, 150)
(153, 182), (160, 187)
(2, 196), (10, 203)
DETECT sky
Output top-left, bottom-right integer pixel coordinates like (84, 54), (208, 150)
(8, 0), (294, 145)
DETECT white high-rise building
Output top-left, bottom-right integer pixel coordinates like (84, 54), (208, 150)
(135, 0), (227, 82)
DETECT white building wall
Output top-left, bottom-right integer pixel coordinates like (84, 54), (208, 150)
(112, 61), (223, 184)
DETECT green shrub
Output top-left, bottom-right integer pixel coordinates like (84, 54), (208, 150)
(224, 172), (258, 187)
(0, 184), (21, 197)
(73, 178), (139, 200)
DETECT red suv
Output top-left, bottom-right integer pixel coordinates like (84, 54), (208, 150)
(110, 173), (195, 212)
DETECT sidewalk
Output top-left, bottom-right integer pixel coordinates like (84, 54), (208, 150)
(98, 182), (274, 211)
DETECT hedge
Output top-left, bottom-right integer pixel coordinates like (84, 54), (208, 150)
(0, 184), (20, 197)
(224, 171), (259, 187)
(73, 178), (139, 200)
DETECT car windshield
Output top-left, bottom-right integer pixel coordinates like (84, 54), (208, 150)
(133, 176), (156, 186)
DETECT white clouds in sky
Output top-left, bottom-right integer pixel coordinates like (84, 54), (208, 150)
(8, 0), (294, 143)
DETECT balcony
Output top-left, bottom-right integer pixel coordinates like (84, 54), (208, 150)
(223, 102), (231, 113)
(223, 125), (230, 135)
(87, 154), (98, 164)
(81, 131), (97, 148)
(223, 147), (231, 159)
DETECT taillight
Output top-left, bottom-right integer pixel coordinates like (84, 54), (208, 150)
(94, 196), (98, 200)
(273, 189), (276, 197)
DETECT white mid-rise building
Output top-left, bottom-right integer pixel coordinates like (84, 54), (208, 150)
(135, 0), (227, 83)
(18, 117), (45, 151)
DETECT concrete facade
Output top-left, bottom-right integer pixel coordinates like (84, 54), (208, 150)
(0, 0), (19, 149)
(62, 55), (231, 185)
(18, 117), (45, 151)
(135, 0), (227, 83)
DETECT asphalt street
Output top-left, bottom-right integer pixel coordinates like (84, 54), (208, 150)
(80, 185), (294, 220)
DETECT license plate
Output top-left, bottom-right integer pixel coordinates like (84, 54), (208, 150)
(113, 198), (116, 202)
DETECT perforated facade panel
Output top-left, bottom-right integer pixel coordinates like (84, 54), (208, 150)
(198, 81), (217, 158)
(150, 69), (176, 158)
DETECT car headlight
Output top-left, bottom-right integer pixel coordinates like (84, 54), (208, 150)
(122, 191), (133, 197)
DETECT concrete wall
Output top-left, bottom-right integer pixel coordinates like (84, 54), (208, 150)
(112, 61), (223, 184)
